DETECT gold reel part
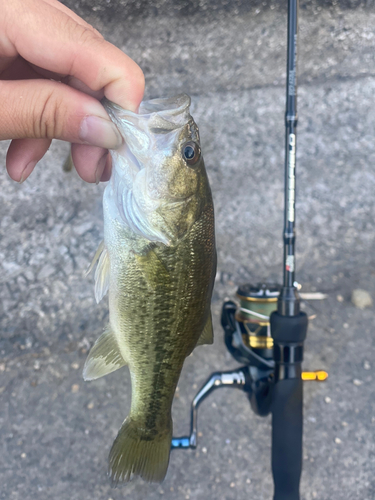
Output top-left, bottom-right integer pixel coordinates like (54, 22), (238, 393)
(301, 370), (328, 382)
(247, 335), (274, 349)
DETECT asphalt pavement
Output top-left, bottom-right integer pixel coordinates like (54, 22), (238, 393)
(1, 1), (375, 499)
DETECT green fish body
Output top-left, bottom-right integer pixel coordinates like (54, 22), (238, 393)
(83, 95), (216, 484)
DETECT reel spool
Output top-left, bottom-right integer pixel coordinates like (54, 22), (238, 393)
(236, 283), (280, 358)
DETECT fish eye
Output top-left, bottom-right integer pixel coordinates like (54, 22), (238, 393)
(182, 141), (201, 167)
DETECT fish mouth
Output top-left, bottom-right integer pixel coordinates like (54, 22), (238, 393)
(138, 94), (191, 118)
(102, 94), (192, 137)
(103, 94), (190, 118)
(102, 94), (194, 179)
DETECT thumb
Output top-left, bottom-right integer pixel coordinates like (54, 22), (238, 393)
(0, 79), (122, 148)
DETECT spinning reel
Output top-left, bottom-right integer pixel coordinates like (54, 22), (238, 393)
(172, 285), (327, 499)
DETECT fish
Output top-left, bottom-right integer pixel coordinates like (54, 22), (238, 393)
(83, 94), (216, 484)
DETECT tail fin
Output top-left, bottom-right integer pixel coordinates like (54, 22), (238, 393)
(108, 417), (172, 484)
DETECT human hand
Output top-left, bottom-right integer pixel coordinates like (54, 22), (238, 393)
(1, 0), (145, 183)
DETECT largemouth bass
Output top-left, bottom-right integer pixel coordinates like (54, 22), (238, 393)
(83, 94), (216, 484)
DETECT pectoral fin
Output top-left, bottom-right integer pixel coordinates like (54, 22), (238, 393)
(83, 326), (127, 381)
(134, 249), (170, 290)
(86, 240), (104, 275)
(86, 241), (110, 303)
(196, 313), (214, 347)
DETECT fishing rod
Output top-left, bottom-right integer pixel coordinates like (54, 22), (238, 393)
(171, 0), (327, 498)
(270, 0), (308, 496)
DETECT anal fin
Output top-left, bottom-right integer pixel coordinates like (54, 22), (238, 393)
(83, 326), (127, 381)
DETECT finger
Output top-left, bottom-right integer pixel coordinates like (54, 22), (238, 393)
(5, 0), (144, 111)
(0, 55), (17, 74)
(41, 0), (104, 38)
(1, 54), (66, 84)
(71, 143), (108, 184)
(1, 56), (41, 80)
(0, 79), (122, 149)
(8, 66), (105, 100)
(1, 57), (104, 101)
(63, 75), (104, 100)
(1, 57), (67, 86)
(100, 154), (112, 182)
(6, 138), (51, 182)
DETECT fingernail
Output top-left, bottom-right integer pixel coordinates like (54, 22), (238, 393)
(19, 161), (37, 183)
(95, 152), (108, 185)
(79, 116), (122, 150)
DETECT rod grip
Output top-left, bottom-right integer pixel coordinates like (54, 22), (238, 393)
(271, 377), (303, 500)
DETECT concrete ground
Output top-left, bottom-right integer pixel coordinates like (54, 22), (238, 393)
(1, 0), (375, 499)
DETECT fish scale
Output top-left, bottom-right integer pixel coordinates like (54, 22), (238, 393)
(83, 94), (216, 484)
(120, 206), (215, 427)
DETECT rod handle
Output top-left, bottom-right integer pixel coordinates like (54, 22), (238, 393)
(271, 377), (303, 500)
